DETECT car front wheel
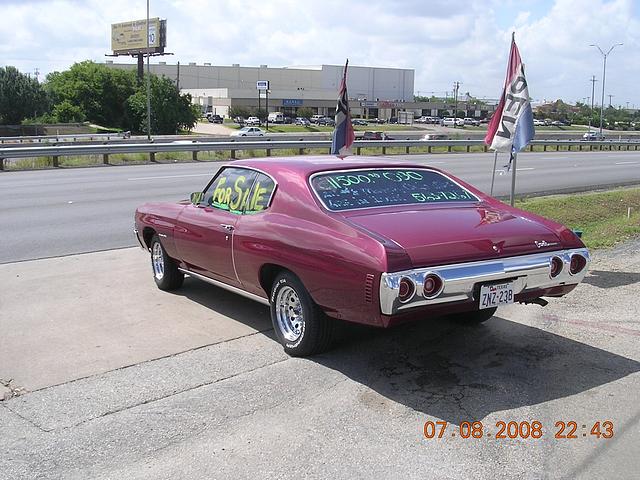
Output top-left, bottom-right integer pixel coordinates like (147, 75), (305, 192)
(448, 307), (497, 325)
(150, 234), (184, 291)
(270, 272), (335, 356)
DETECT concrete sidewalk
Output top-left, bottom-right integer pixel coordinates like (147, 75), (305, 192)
(1, 243), (639, 479)
(0, 247), (271, 391)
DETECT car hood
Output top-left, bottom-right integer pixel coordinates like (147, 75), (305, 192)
(343, 205), (563, 268)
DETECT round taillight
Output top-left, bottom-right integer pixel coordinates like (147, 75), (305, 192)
(550, 256), (563, 278)
(569, 254), (587, 275)
(423, 273), (444, 298)
(398, 277), (415, 303)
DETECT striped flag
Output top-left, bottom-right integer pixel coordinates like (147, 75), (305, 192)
(485, 34), (535, 152)
(331, 60), (355, 158)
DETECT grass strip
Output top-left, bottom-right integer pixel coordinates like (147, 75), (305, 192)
(516, 188), (640, 249)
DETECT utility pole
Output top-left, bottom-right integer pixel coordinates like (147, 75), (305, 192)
(176, 61), (180, 90)
(608, 94), (614, 107)
(146, 0), (152, 141)
(452, 81), (460, 127)
(589, 75), (597, 132)
(591, 43), (623, 136)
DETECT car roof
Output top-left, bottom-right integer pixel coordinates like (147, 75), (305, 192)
(228, 156), (437, 179)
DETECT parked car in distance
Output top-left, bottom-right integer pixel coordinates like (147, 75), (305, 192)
(463, 118), (480, 126)
(233, 116), (246, 125)
(245, 117), (261, 126)
(441, 117), (456, 127)
(582, 131), (605, 141)
(135, 156), (590, 356)
(533, 119), (545, 127)
(352, 119), (368, 126)
(310, 114), (324, 124)
(359, 131), (393, 140)
(231, 127), (265, 137)
(208, 114), (223, 124)
(268, 112), (284, 124)
(317, 116), (336, 126)
(294, 117), (311, 126)
(388, 117), (398, 124)
(283, 116), (293, 124)
(420, 133), (449, 140)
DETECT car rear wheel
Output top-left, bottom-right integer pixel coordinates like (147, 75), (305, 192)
(448, 307), (497, 325)
(150, 234), (184, 291)
(270, 272), (335, 356)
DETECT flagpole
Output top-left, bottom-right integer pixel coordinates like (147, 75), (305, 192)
(490, 150), (498, 196)
(509, 152), (517, 206)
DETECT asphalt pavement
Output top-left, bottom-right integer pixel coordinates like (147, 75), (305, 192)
(1, 150), (639, 263)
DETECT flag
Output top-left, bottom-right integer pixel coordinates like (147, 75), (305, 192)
(331, 59), (355, 158)
(485, 34), (535, 153)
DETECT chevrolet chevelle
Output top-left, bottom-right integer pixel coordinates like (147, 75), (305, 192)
(134, 156), (590, 356)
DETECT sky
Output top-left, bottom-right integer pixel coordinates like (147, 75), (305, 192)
(1, 0), (639, 107)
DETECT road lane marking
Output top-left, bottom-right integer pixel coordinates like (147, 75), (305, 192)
(128, 173), (213, 181)
(516, 167), (535, 171)
(614, 161), (639, 165)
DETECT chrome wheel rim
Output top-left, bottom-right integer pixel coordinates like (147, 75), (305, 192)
(152, 242), (165, 280)
(275, 286), (304, 342)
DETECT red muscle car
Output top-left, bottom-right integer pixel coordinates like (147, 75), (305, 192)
(134, 156), (590, 356)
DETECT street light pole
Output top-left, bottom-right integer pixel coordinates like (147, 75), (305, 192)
(589, 75), (597, 132)
(590, 43), (622, 136)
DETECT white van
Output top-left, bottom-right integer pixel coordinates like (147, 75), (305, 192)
(268, 112), (284, 123)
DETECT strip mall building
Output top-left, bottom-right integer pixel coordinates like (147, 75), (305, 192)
(105, 61), (497, 120)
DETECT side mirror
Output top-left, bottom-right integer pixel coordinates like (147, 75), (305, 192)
(190, 192), (204, 205)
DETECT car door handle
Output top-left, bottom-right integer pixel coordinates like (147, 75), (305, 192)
(220, 224), (235, 231)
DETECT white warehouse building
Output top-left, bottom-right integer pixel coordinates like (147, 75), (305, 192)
(105, 61), (415, 119)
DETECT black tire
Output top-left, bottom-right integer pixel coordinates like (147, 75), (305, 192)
(449, 307), (497, 325)
(270, 272), (335, 357)
(150, 234), (184, 291)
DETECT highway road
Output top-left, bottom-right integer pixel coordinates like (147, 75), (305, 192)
(1, 150), (639, 264)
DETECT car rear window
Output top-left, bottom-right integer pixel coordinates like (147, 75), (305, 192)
(310, 168), (477, 211)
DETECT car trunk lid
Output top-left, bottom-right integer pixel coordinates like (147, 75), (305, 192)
(343, 205), (562, 268)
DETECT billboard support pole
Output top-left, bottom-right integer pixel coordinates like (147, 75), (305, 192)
(146, 0), (152, 141)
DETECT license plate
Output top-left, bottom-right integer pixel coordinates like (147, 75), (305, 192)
(479, 282), (514, 309)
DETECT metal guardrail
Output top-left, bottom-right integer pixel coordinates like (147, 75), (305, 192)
(0, 131), (130, 144)
(0, 138), (639, 170)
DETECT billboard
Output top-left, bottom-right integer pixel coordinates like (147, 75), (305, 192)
(256, 80), (269, 90)
(111, 18), (166, 55)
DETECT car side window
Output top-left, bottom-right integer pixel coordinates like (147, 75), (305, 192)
(244, 173), (276, 214)
(203, 167), (258, 214)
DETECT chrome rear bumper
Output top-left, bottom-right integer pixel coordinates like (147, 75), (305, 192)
(379, 248), (590, 315)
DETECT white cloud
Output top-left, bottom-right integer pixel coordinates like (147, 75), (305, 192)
(1, 0), (638, 106)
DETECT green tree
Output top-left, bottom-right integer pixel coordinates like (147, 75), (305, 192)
(254, 108), (268, 122)
(125, 75), (199, 134)
(45, 61), (137, 128)
(0, 66), (48, 124)
(296, 107), (314, 119)
(52, 100), (85, 123)
(229, 106), (251, 119)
